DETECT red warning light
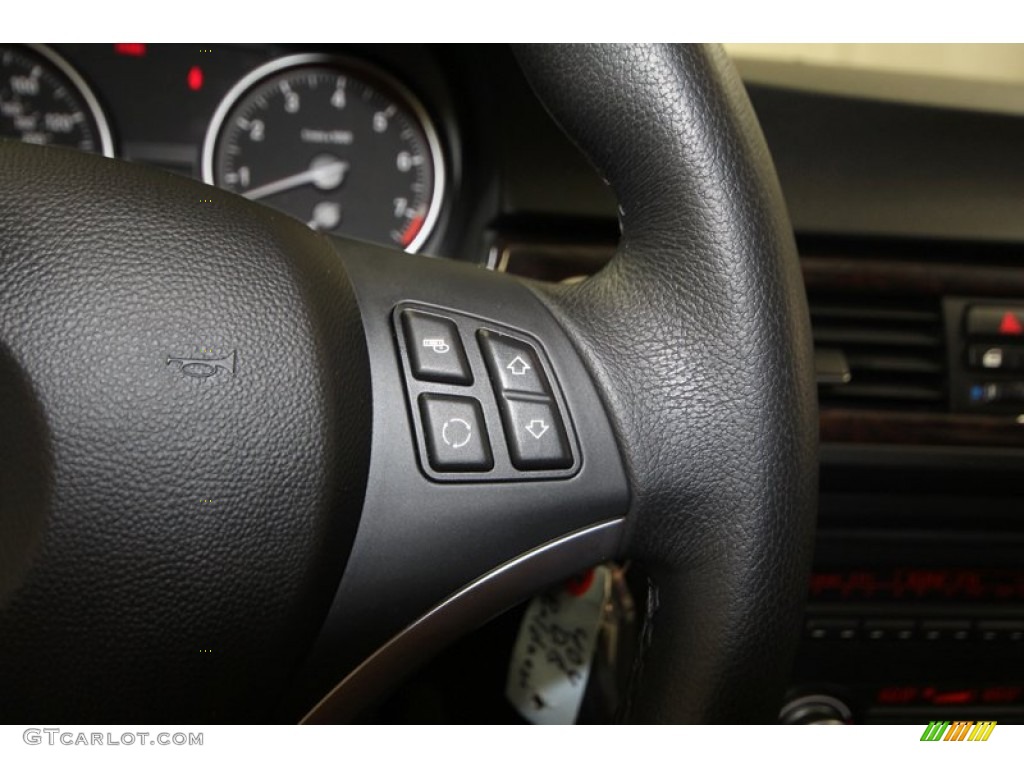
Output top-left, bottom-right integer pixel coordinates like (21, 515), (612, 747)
(998, 311), (1023, 335)
(114, 43), (147, 57)
(187, 66), (204, 92)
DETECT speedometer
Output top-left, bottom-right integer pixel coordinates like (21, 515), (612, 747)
(202, 54), (445, 252)
(0, 44), (114, 156)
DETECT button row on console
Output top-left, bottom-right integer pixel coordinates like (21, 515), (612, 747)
(805, 616), (1024, 642)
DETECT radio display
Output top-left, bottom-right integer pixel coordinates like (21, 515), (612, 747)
(810, 568), (1024, 602)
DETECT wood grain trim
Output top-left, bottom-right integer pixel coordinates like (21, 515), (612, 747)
(802, 256), (1024, 298)
(820, 408), (1024, 447)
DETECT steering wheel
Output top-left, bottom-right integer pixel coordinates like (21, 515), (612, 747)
(0, 44), (817, 723)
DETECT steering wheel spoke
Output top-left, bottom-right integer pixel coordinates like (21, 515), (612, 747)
(290, 238), (629, 722)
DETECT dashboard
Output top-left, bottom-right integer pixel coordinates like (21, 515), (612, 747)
(3, 43), (1023, 724)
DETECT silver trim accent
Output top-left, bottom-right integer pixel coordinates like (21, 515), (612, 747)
(300, 518), (625, 724)
(19, 44), (115, 158)
(201, 53), (446, 254)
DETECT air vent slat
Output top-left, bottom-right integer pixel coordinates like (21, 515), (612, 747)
(810, 305), (939, 324)
(809, 294), (947, 412)
(812, 328), (942, 348)
(843, 353), (943, 375)
(820, 384), (944, 403)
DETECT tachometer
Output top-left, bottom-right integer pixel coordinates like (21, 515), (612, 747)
(203, 54), (445, 252)
(0, 44), (114, 156)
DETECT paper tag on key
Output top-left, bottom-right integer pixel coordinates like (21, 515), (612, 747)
(505, 566), (609, 724)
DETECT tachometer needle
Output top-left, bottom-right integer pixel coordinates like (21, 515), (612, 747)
(243, 159), (350, 201)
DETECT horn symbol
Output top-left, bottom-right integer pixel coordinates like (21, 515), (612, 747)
(167, 350), (237, 379)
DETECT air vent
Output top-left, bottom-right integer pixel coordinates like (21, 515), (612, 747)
(810, 295), (947, 411)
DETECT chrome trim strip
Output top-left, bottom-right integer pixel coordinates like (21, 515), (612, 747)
(200, 52), (446, 254)
(300, 518), (625, 724)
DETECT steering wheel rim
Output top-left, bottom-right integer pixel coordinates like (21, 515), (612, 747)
(517, 44), (818, 722)
(0, 43), (816, 724)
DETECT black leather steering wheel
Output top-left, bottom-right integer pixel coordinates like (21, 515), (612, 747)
(0, 44), (817, 724)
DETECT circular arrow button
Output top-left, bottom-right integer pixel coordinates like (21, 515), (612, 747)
(418, 394), (493, 473)
(442, 418), (473, 449)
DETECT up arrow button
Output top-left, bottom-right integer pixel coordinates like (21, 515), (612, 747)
(507, 356), (532, 376)
(478, 330), (548, 395)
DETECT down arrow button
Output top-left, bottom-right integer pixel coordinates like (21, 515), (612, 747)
(502, 398), (572, 470)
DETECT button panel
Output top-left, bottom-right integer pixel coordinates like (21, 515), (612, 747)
(805, 618), (860, 641)
(863, 619), (916, 642)
(920, 620), (971, 642)
(806, 615), (1024, 643)
(945, 298), (1024, 413)
(977, 620), (1024, 642)
(394, 304), (579, 482)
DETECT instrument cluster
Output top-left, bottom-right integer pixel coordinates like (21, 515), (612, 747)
(0, 44), (449, 253)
